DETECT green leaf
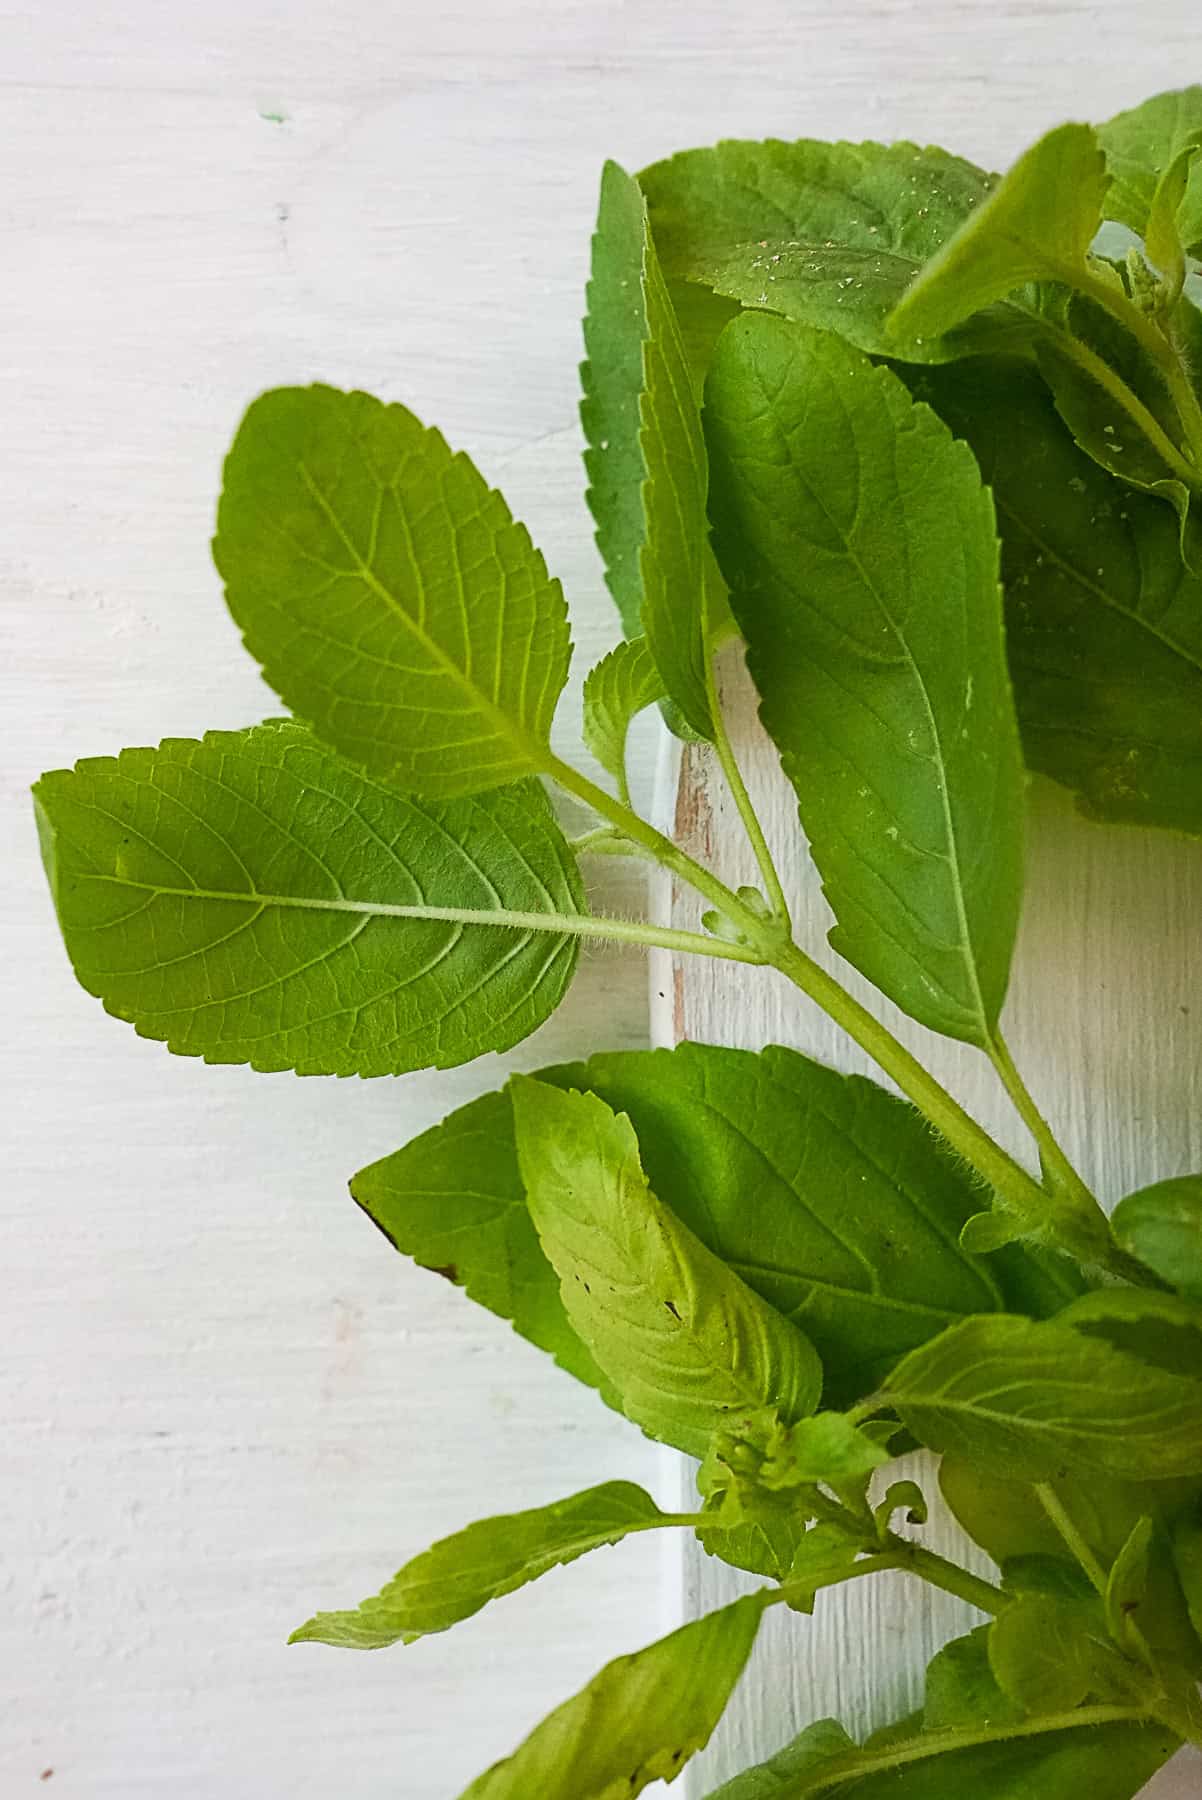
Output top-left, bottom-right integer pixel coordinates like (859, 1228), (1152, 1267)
(510, 1077), (822, 1459)
(1098, 87), (1202, 254)
(779, 1524), (870, 1613)
(757, 1412), (889, 1488)
(700, 1719), (855, 1799)
(1056, 1286), (1202, 1379)
(459, 1595), (765, 1800)
(888, 124), (1110, 345)
(213, 385), (570, 796)
(880, 1313), (1202, 1480)
(906, 356), (1202, 835)
(33, 721), (582, 1077)
(352, 1041), (1076, 1426)
(1033, 284), (1202, 570)
(941, 1457), (1202, 1672)
(988, 1594), (1098, 1714)
(639, 137), (1016, 365)
(700, 1709), (1174, 1798)
(581, 162), (713, 734)
(1171, 1503), (1202, 1642)
(1112, 1177), (1202, 1300)
(289, 1481), (676, 1648)
(918, 1627), (1019, 1732)
(581, 636), (665, 799)
(1105, 1515), (1155, 1651)
(351, 1086), (612, 1397)
(1145, 147), (1200, 292)
(705, 315), (1024, 1045)
(873, 1480), (927, 1542)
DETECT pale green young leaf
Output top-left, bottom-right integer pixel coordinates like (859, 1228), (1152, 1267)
(873, 1480), (927, 1543)
(33, 721), (582, 1077)
(906, 357), (1202, 835)
(581, 635), (665, 799)
(923, 1627), (1022, 1730)
(290, 1481), (676, 1649)
(757, 1412), (889, 1488)
(779, 1524), (869, 1614)
(987, 1595), (1098, 1714)
(1098, 87), (1202, 253)
(1112, 1177), (1202, 1301)
(888, 124), (1109, 345)
(1105, 1515), (1155, 1651)
(639, 138), (1013, 365)
(700, 1719), (855, 1799)
(581, 162), (712, 734)
(882, 1314), (1202, 1480)
(705, 315), (1024, 1045)
(213, 385), (570, 796)
(1145, 146), (1200, 293)
(459, 1596), (765, 1800)
(511, 1077), (822, 1459)
(351, 1042), (1075, 1428)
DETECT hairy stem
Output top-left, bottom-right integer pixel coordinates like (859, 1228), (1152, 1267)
(1046, 322), (1202, 486)
(1076, 265), (1202, 470)
(703, 637), (792, 924)
(1036, 1484), (1109, 1595)
(886, 1540), (1007, 1616)
(987, 1034), (1103, 1218)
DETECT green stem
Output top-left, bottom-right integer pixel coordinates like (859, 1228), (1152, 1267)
(765, 938), (1050, 1223)
(887, 1540), (1006, 1616)
(1036, 1484), (1109, 1596)
(702, 636), (792, 924)
(987, 1033), (1102, 1218)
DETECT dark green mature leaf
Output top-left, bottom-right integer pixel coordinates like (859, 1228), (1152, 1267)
(214, 385), (570, 796)
(353, 1042), (1076, 1424)
(511, 1078), (822, 1459)
(706, 315), (1024, 1045)
(907, 357), (1202, 834)
(581, 636), (665, 799)
(1172, 1504), (1202, 1641)
(888, 124), (1109, 345)
(700, 1712), (1174, 1798)
(581, 162), (713, 734)
(883, 1314), (1202, 1479)
(1057, 1287), (1202, 1379)
(640, 137), (1019, 365)
(1034, 285), (1202, 571)
(1112, 1177), (1202, 1300)
(33, 721), (581, 1077)
(290, 1482), (676, 1648)
(459, 1595), (765, 1800)
(1098, 87), (1202, 253)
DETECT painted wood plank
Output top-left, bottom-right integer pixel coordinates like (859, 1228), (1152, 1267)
(654, 657), (1202, 1795)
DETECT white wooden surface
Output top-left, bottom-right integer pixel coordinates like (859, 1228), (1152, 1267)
(4, 2), (1202, 1794)
(660, 667), (1202, 1795)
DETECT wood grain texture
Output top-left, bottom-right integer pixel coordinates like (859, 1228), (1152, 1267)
(5, 0), (1202, 1792)
(656, 659), (1202, 1794)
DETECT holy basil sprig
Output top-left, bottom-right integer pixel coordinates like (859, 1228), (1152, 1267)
(33, 87), (1202, 1799)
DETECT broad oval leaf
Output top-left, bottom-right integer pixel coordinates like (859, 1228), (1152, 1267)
(33, 721), (582, 1076)
(907, 357), (1202, 835)
(1098, 86), (1202, 254)
(214, 385), (570, 796)
(881, 1314), (1202, 1481)
(639, 137), (1014, 365)
(351, 1042), (1077, 1427)
(510, 1077), (823, 1459)
(290, 1481), (675, 1649)
(460, 1596), (765, 1800)
(705, 315), (1024, 1044)
(1112, 1176), (1202, 1300)
(581, 635), (665, 799)
(581, 162), (713, 735)
(988, 1594), (1100, 1714)
(888, 124), (1110, 345)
